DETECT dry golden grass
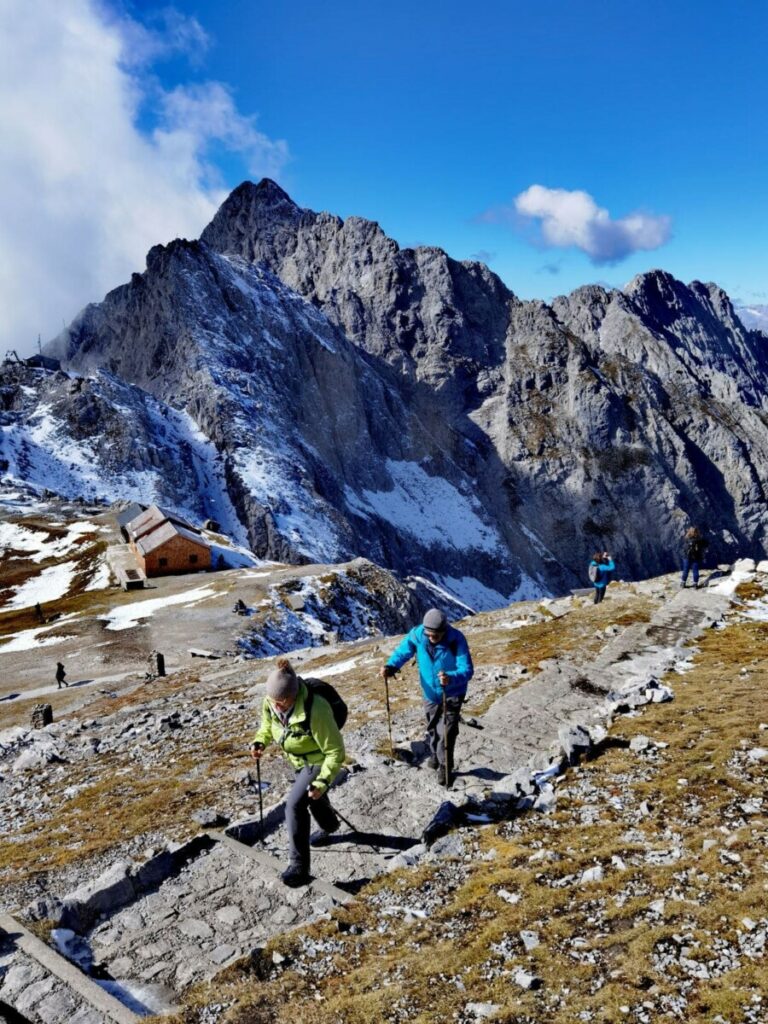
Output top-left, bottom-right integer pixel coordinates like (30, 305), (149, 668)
(0, 755), (197, 880)
(0, 534), (110, 638)
(159, 611), (768, 1024)
(0, 585), (659, 896)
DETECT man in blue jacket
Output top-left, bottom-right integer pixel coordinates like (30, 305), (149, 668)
(589, 551), (615, 605)
(380, 608), (474, 785)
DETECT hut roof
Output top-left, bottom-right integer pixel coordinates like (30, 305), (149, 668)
(126, 504), (198, 541)
(117, 503), (146, 529)
(136, 521), (210, 557)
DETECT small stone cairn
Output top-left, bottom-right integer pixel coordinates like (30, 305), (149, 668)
(146, 650), (166, 679)
(31, 703), (53, 729)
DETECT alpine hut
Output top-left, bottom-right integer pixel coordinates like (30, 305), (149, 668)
(124, 505), (211, 577)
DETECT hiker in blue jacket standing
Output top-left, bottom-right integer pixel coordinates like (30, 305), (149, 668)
(589, 551), (615, 604)
(380, 609), (474, 785)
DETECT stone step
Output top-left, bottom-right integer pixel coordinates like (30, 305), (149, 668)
(205, 829), (353, 905)
(0, 913), (137, 1024)
(83, 830), (347, 994)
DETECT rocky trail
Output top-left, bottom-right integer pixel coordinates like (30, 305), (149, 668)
(0, 577), (742, 1023)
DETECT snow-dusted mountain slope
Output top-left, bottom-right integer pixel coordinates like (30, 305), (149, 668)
(23, 245), (542, 608)
(1, 361), (247, 545)
(200, 181), (768, 575)
(2, 179), (765, 607)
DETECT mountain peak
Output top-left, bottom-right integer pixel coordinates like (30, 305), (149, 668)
(231, 178), (297, 207)
(623, 268), (683, 301)
(200, 179), (304, 259)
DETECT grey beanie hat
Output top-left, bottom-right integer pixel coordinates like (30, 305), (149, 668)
(423, 608), (447, 631)
(266, 663), (299, 701)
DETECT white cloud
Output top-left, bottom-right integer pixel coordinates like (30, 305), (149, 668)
(0, 1), (289, 356)
(482, 185), (671, 265)
(157, 83), (288, 181)
(117, 6), (211, 67)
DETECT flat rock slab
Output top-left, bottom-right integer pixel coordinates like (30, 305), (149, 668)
(0, 913), (135, 1024)
(85, 838), (340, 992)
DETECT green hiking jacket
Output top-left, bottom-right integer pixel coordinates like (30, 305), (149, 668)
(251, 679), (345, 794)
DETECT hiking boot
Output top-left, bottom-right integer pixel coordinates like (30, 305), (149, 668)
(310, 824), (340, 848)
(438, 766), (452, 787)
(427, 755), (439, 770)
(281, 864), (311, 888)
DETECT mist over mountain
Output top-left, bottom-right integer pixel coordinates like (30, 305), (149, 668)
(735, 303), (768, 333)
(2, 179), (767, 608)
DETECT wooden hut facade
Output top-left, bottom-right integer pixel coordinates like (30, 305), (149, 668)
(124, 505), (211, 577)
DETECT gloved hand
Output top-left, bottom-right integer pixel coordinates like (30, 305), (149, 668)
(250, 742), (265, 760)
(380, 665), (397, 680)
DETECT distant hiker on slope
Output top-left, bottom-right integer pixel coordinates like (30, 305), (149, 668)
(249, 658), (345, 888)
(589, 552), (614, 605)
(55, 662), (68, 689)
(681, 526), (708, 589)
(381, 608), (474, 786)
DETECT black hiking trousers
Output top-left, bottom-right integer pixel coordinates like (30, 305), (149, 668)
(285, 764), (339, 871)
(593, 586), (606, 605)
(423, 695), (464, 770)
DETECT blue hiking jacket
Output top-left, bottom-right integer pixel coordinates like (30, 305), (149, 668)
(590, 558), (615, 590)
(386, 624), (474, 703)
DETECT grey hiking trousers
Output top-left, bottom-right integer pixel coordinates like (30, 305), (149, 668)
(285, 764), (339, 870)
(423, 695), (464, 769)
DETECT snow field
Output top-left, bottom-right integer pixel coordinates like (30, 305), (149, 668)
(101, 586), (219, 631)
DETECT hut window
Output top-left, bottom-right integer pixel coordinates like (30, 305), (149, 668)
(159, 557), (168, 567)
(189, 554), (198, 564)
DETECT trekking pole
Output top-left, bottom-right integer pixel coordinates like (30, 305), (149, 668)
(442, 685), (451, 788)
(255, 757), (264, 844)
(333, 807), (382, 855)
(384, 672), (395, 758)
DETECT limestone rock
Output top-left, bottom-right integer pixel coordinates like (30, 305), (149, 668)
(17, 178), (765, 607)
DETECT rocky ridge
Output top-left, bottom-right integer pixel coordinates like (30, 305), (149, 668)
(201, 182), (768, 583)
(1, 180), (766, 607)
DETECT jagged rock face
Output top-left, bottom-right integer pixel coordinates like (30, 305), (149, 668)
(12, 178), (766, 602)
(200, 180), (513, 411)
(200, 182), (768, 578)
(0, 362), (245, 536)
(33, 241), (535, 604)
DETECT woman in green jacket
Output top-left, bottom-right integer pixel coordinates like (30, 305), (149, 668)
(250, 658), (345, 887)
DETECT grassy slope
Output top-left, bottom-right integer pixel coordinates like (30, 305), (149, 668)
(0, 587), (654, 887)
(163, 595), (768, 1024)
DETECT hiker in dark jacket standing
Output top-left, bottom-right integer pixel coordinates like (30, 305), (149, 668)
(589, 552), (615, 604)
(381, 609), (474, 786)
(250, 658), (344, 888)
(55, 662), (67, 689)
(681, 527), (708, 589)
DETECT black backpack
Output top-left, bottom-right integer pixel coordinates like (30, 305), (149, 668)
(685, 536), (706, 560)
(301, 677), (348, 732)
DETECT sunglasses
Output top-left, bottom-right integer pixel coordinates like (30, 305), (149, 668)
(270, 696), (295, 710)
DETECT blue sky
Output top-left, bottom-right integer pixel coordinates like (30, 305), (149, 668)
(2, 1), (766, 352)
(133, 0), (768, 303)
